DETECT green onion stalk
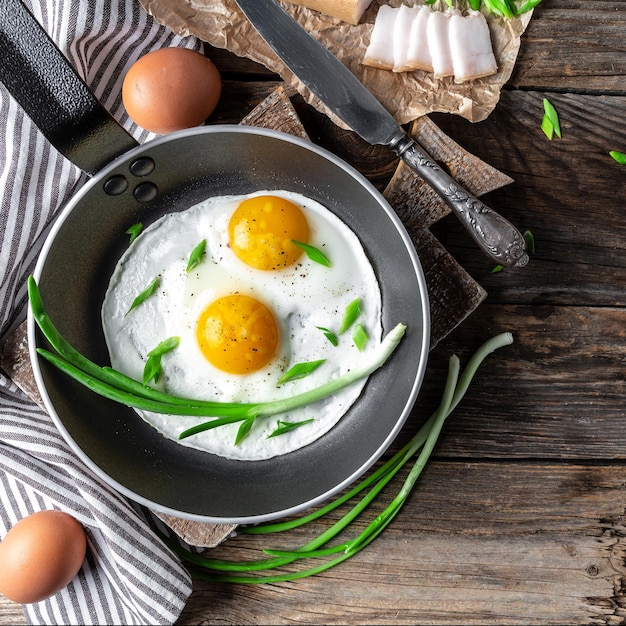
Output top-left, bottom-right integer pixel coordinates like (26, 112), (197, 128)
(28, 275), (513, 580)
(161, 332), (514, 583)
(28, 276), (406, 444)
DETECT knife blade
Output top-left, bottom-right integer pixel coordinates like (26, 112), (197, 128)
(234, 0), (528, 267)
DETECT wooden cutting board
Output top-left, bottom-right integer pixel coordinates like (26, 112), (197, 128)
(1, 86), (512, 546)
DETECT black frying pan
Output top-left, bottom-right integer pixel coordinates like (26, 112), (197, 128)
(1, 0), (430, 523)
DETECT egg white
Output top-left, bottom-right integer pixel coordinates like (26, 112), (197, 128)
(102, 190), (382, 460)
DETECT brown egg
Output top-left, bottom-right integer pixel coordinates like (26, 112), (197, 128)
(0, 510), (87, 604)
(122, 47), (222, 134)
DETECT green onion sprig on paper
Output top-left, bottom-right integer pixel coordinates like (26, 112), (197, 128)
(439, 0), (542, 17)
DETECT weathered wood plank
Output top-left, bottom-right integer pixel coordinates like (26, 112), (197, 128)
(415, 303), (626, 460)
(178, 461), (626, 625)
(511, 0), (626, 92)
(429, 91), (626, 304)
(210, 79), (286, 124)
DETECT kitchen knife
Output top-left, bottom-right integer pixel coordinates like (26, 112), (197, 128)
(234, 0), (528, 267)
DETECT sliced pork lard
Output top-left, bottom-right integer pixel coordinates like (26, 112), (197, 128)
(426, 8), (458, 79)
(392, 4), (421, 72)
(404, 4), (433, 72)
(449, 10), (498, 83)
(363, 4), (397, 70)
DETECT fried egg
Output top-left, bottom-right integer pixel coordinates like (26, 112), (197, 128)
(102, 190), (382, 460)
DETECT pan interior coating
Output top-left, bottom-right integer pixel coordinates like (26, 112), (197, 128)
(29, 126), (429, 524)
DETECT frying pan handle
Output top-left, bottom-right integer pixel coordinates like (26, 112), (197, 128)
(0, 0), (138, 176)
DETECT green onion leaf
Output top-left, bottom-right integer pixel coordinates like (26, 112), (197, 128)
(352, 323), (368, 352)
(186, 240), (207, 273)
(126, 223), (143, 244)
(609, 150), (626, 165)
(516, 0), (545, 15)
(143, 354), (163, 385)
(292, 240), (331, 267)
(125, 277), (160, 316)
(147, 336), (180, 358)
(316, 326), (338, 347)
(339, 298), (361, 335)
(277, 360), (326, 385)
(523, 230), (536, 255)
(491, 264), (504, 274)
(541, 115), (554, 140)
(268, 418), (314, 439)
(235, 416), (256, 445)
(143, 337), (180, 385)
(542, 98), (561, 139)
(482, 0), (509, 18)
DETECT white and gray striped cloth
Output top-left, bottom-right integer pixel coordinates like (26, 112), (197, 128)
(0, 1), (204, 623)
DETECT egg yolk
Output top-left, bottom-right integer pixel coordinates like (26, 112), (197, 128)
(196, 294), (279, 374)
(228, 195), (309, 270)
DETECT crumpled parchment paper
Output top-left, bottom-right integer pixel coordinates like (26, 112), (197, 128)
(139, 0), (532, 124)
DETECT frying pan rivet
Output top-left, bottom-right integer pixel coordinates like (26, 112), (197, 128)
(103, 175), (129, 196)
(133, 182), (159, 203)
(129, 157), (156, 177)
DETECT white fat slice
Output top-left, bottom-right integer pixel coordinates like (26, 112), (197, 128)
(403, 4), (433, 72)
(362, 4), (398, 70)
(427, 8), (458, 79)
(392, 4), (421, 72)
(449, 10), (498, 83)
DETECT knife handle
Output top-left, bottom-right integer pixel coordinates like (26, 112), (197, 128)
(396, 137), (529, 268)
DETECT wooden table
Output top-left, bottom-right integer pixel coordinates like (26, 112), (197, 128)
(2, 1), (626, 624)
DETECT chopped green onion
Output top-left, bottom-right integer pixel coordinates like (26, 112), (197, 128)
(541, 98), (561, 140)
(277, 360), (326, 385)
(316, 326), (338, 347)
(339, 298), (361, 335)
(125, 277), (160, 316)
(125, 223), (143, 244)
(541, 115), (554, 140)
(186, 240), (207, 273)
(491, 264), (504, 274)
(291, 240), (331, 267)
(268, 418), (314, 439)
(143, 355), (162, 385)
(352, 323), (368, 352)
(147, 336), (180, 358)
(235, 416), (256, 445)
(609, 150), (626, 165)
(143, 337), (180, 385)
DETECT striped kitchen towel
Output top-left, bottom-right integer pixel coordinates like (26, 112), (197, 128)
(0, 0), (204, 623)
